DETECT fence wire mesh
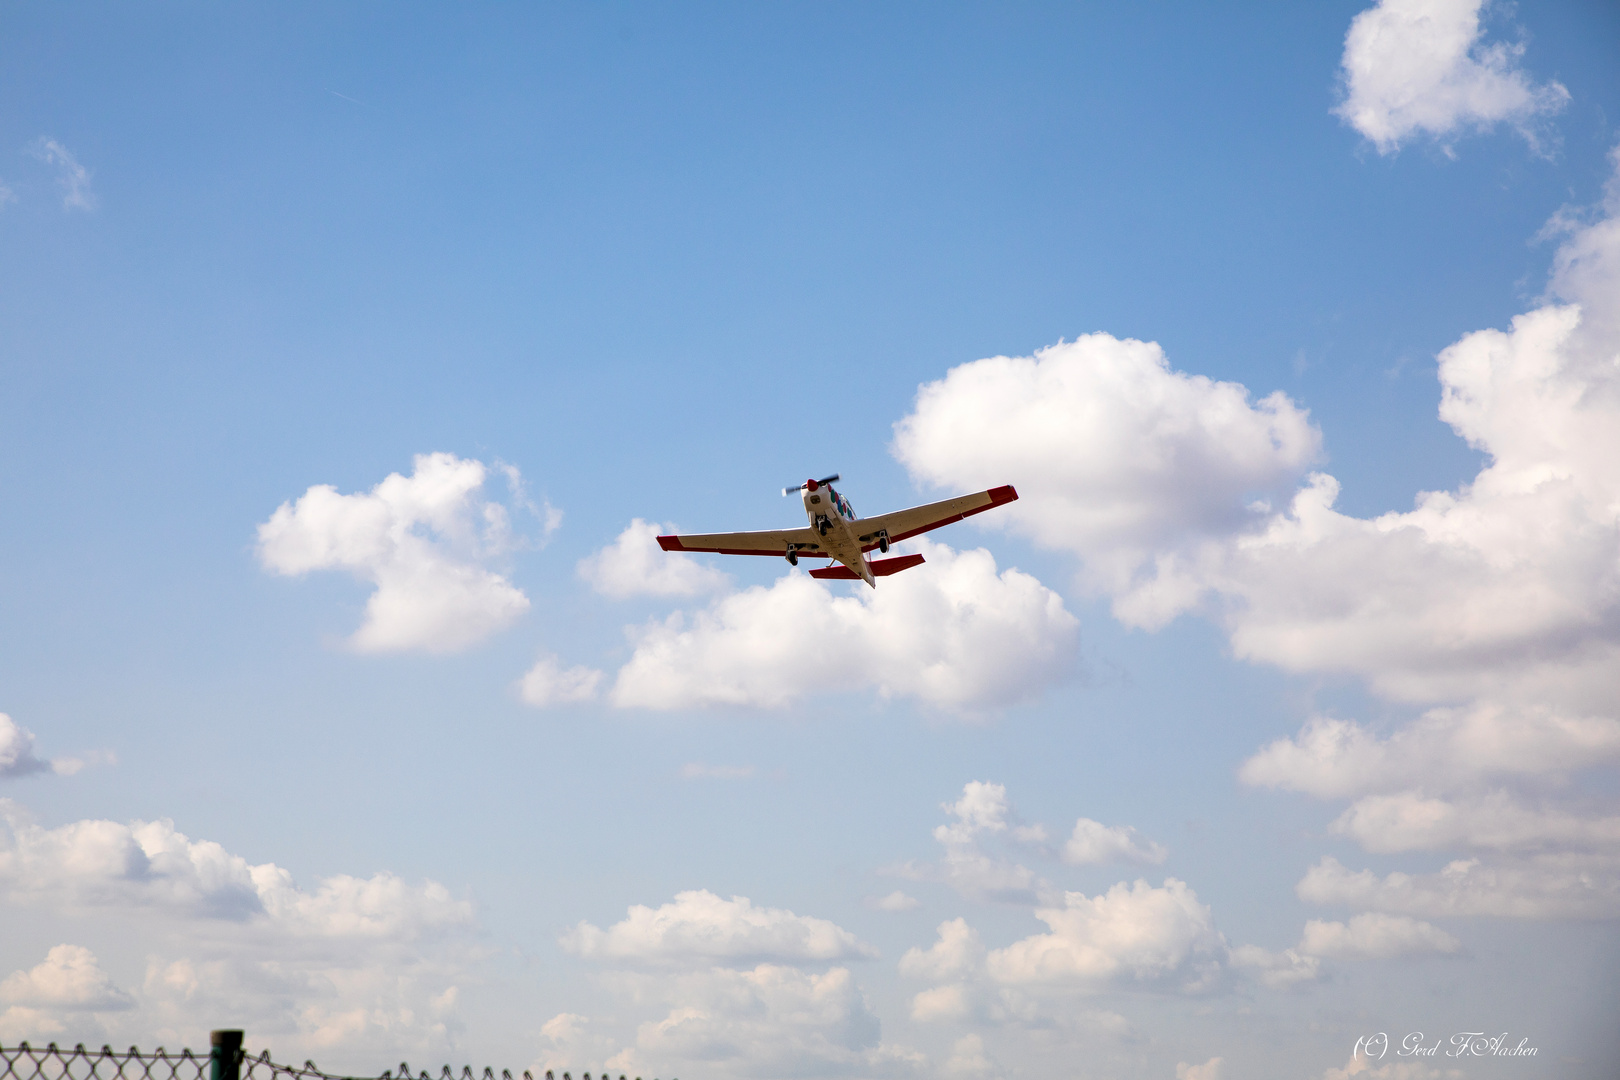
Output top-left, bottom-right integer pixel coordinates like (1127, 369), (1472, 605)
(0, 1045), (670, 1080)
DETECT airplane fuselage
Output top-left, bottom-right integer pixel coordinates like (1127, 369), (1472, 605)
(798, 479), (877, 586)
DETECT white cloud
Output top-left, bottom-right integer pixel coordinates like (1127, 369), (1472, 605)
(1176, 1058), (1224, 1080)
(0, 180), (14, 208)
(560, 890), (876, 965)
(29, 138), (97, 210)
(555, 893), (921, 1078)
(533, 1013), (625, 1076)
(578, 518), (730, 598)
(518, 653), (604, 707)
(1062, 818), (1167, 866)
(0, 945), (133, 1010)
(1319, 1052), (1463, 1080)
(1330, 790), (1620, 854)
(0, 799), (474, 935)
(899, 918), (985, 984)
(1298, 913), (1461, 960)
(908, 982), (972, 1024)
(897, 170), (1620, 714)
(943, 1033), (997, 1078)
(1334, 0), (1569, 154)
(899, 783), (1170, 906)
(899, 887), (1254, 1034)
(1227, 944), (1323, 990)
(0, 800), (477, 1065)
(620, 964), (922, 1079)
(1181, 175), (1620, 708)
(0, 714), (51, 779)
(899, 782), (1044, 904)
(136, 951), (468, 1060)
(935, 781), (1018, 843)
(892, 334), (1319, 603)
(1240, 707), (1620, 800)
(867, 890), (921, 912)
(985, 879), (1225, 993)
(257, 452), (531, 653)
(1296, 854), (1620, 919)
(609, 540), (1077, 712)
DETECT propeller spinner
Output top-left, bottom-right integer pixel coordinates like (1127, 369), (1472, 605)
(782, 473), (840, 496)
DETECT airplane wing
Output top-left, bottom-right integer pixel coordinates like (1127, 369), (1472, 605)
(656, 526), (830, 558)
(854, 485), (1018, 550)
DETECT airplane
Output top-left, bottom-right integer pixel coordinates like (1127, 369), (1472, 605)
(656, 475), (1019, 588)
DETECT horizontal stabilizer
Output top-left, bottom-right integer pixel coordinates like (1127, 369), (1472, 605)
(809, 554), (926, 580)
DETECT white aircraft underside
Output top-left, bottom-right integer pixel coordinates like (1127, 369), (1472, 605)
(656, 477), (1018, 588)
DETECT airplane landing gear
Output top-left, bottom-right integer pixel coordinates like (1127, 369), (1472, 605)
(878, 531), (890, 554)
(786, 547), (799, 567)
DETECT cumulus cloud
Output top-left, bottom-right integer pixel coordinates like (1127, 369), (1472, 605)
(0, 945), (133, 1010)
(517, 653), (604, 707)
(943, 1033), (997, 1078)
(1188, 169), (1620, 709)
(29, 138), (97, 210)
(556, 923), (921, 1078)
(899, 918), (985, 984)
(0, 799), (473, 935)
(0, 800), (477, 1064)
(578, 519), (730, 598)
(896, 783), (1170, 907)
(1240, 707), (1620, 800)
(0, 714), (52, 779)
(1330, 790), (1620, 855)
(900, 167), (1620, 715)
(561, 890), (876, 965)
(1319, 1053), (1463, 1080)
(1297, 854), (1620, 919)
(898, 882), (1248, 1029)
(866, 890), (921, 912)
(136, 951), (468, 1059)
(1176, 1059), (1224, 1080)
(1062, 818), (1168, 866)
(896, 782), (1044, 904)
(257, 452), (532, 653)
(533, 1012), (626, 1076)
(892, 334), (1319, 602)
(1334, 0), (1569, 154)
(609, 540), (1078, 712)
(1298, 913), (1461, 960)
(985, 879), (1225, 993)
(1227, 944), (1322, 990)
(905, 155), (1620, 927)
(620, 964), (922, 1079)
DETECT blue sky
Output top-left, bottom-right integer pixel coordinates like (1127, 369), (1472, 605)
(3, 2), (1619, 1078)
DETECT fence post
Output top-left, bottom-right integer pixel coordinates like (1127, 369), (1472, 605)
(210, 1031), (244, 1080)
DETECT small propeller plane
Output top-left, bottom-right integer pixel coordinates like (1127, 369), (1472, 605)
(656, 475), (1018, 588)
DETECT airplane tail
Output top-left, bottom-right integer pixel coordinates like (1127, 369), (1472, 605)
(809, 554), (925, 580)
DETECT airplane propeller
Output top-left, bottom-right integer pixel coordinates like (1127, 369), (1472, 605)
(782, 473), (840, 496)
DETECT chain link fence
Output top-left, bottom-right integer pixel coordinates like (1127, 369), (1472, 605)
(0, 1035), (672, 1080)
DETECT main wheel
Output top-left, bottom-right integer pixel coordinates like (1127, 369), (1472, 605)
(786, 550), (798, 566)
(878, 535), (889, 554)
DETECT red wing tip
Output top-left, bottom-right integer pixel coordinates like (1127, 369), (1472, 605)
(988, 484), (1018, 504)
(656, 535), (683, 551)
